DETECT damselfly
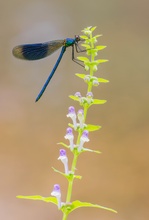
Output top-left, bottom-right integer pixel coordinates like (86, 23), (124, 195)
(12, 35), (83, 101)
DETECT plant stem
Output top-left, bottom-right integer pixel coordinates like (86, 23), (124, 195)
(62, 212), (67, 220)
(66, 152), (78, 203)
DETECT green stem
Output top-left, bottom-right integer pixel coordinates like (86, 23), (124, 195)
(87, 82), (93, 93)
(62, 213), (68, 220)
(85, 33), (95, 120)
(66, 152), (78, 203)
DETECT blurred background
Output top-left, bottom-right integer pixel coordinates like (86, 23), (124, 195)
(0, 0), (149, 220)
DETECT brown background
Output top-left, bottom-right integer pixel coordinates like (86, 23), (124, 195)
(0, 0), (149, 220)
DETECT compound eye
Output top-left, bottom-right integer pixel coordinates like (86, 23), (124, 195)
(75, 35), (80, 42)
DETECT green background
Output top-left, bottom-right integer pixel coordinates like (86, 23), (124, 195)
(0, 0), (149, 220)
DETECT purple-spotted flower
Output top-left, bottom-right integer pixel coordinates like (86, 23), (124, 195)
(86, 92), (93, 104)
(77, 109), (84, 129)
(93, 79), (99, 86)
(78, 130), (89, 152)
(84, 75), (90, 83)
(64, 127), (74, 150)
(86, 92), (93, 98)
(75, 92), (83, 105)
(74, 92), (82, 98)
(67, 106), (77, 129)
(51, 184), (61, 209)
(58, 149), (69, 175)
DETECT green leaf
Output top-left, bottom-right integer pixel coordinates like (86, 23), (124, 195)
(74, 175), (82, 179)
(68, 200), (117, 214)
(94, 34), (102, 38)
(68, 123), (74, 129)
(68, 123), (101, 132)
(92, 99), (107, 104)
(91, 26), (97, 32)
(77, 56), (89, 62)
(96, 45), (107, 50)
(81, 44), (91, 49)
(16, 195), (57, 205)
(80, 35), (88, 40)
(96, 59), (109, 64)
(98, 78), (109, 83)
(52, 167), (67, 177)
(86, 124), (102, 131)
(69, 95), (80, 101)
(58, 142), (69, 148)
(83, 148), (101, 154)
(75, 73), (86, 79)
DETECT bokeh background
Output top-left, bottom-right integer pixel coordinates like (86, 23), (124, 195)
(0, 0), (149, 220)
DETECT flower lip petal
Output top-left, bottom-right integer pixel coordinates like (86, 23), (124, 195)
(66, 127), (73, 135)
(59, 149), (66, 157)
(68, 106), (75, 114)
(75, 92), (82, 98)
(51, 184), (61, 196)
(86, 92), (93, 98)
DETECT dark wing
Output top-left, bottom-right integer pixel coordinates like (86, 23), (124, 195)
(12, 40), (65, 60)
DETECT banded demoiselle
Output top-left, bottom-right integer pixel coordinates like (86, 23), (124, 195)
(12, 35), (82, 102)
